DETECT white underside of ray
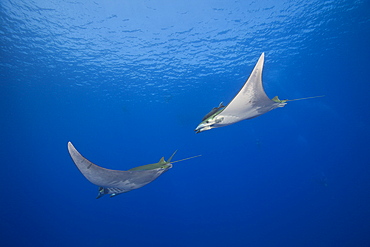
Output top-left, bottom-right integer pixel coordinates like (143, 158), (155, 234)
(68, 142), (170, 194)
(215, 52), (281, 126)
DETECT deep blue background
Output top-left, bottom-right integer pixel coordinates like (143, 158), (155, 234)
(1, 1), (369, 246)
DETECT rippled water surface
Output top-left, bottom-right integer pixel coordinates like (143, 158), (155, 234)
(2, 0), (366, 97)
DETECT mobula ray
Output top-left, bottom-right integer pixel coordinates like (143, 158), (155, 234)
(68, 142), (200, 198)
(195, 53), (323, 133)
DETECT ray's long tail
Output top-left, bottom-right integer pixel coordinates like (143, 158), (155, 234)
(286, 95), (325, 102)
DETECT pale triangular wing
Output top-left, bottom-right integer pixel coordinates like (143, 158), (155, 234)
(68, 142), (168, 191)
(218, 53), (279, 121)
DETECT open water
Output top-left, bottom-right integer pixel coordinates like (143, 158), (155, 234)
(1, 1), (370, 246)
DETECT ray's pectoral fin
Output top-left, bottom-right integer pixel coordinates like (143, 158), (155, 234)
(194, 52), (325, 133)
(68, 141), (174, 198)
(195, 52), (272, 133)
(68, 142), (201, 199)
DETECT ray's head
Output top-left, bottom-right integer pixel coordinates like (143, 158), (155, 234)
(195, 116), (223, 133)
(195, 120), (213, 133)
(195, 103), (225, 133)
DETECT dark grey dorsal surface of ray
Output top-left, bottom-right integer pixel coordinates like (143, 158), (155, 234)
(68, 142), (201, 198)
(68, 142), (173, 198)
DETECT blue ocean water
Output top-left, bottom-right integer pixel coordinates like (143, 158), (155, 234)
(1, 0), (370, 246)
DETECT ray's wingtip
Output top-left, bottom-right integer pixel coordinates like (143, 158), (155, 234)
(258, 52), (265, 62)
(67, 141), (77, 154)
